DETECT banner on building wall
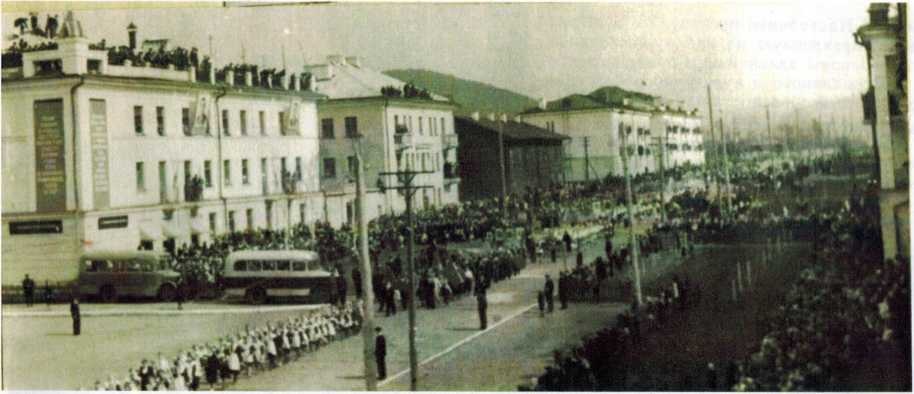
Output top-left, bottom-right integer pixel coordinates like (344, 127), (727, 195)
(98, 215), (128, 230)
(9, 220), (63, 235)
(285, 100), (301, 135)
(90, 99), (110, 209)
(34, 99), (67, 212)
(191, 93), (210, 135)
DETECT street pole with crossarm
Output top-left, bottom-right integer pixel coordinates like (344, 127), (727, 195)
(379, 166), (434, 391)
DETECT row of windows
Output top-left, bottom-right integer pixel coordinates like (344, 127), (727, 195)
(132, 105), (291, 137)
(320, 117), (359, 139)
(134, 156), (305, 192)
(393, 115), (447, 137)
(319, 150), (443, 180)
(232, 260), (313, 272)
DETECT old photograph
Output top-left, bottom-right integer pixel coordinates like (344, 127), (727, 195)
(0, 1), (910, 391)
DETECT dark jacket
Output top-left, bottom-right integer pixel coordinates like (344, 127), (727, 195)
(70, 301), (80, 319)
(375, 334), (387, 358)
(545, 278), (555, 297)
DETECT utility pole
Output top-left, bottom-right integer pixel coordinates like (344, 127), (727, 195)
(651, 134), (667, 223)
(498, 114), (507, 217)
(353, 140), (377, 390)
(719, 114), (732, 215)
(706, 85), (719, 202)
(765, 105), (773, 156)
(583, 136), (591, 182)
(379, 164), (434, 392)
(619, 116), (643, 307)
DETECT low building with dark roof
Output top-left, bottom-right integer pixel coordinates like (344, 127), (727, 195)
(455, 113), (568, 201)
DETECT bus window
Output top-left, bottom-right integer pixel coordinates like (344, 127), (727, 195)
(126, 260), (143, 272)
(262, 260), (277, 271)
(292, 261), (307, 271)
(247, 261), (262, 271)
(233, 260), (247, 271)
(143, 261), (156, 272)
(276, 260), (290, 271)
(90, 260), (112, 272)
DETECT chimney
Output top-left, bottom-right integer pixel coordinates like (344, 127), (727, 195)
(538, 97), (547, 110)
(345, 56), (361, 67)
(471, 111), (480, 121)
(487, 113), (496, 121)
(499, 114), (508, 123)
(127, 22), (137, 50)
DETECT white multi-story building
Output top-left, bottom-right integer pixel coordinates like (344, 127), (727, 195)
(1, 27), (324, 285)
(520, 86), (704, 182)
(305, 56), (459, 227)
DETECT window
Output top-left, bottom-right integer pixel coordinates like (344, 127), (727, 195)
(135, 162), (145, 191)
(246, 208), (253, 231)
(183, 160), (192, 186)
(441, 118), (446, 133)
(223, 160), (232, 186)
(222, 110), (230, 136)
(299, 203), (306, 223)
(321, 118), (335, 139)
(345, 116), (358, 138)
(348, 155), (357, 177)
(208, 212), (216, 233)
(87, 59), (102, 73)
(228, 211), (236, 232)
(156, 106), (165, 136)
(322, 158), (336, 179)
(295, 157), (302, 178)
(233, 261), (247, 271)
(276, 260), (290, 271)
(418, 116), (424, 135)
(240, 110), (248, 135)
(241, 159), (250, 185)
(292, 261), (307, 271)
(182, 107), (191, 135)
(279, 112), (288, 135)
(281, 157), (288, 175)
(134, 106), (144, 134)
(203, 160), (212, 187)
(259, 111), (266, 136)
(394, 115), (399, 126)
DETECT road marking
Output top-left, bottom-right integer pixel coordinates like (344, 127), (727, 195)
(378, 302), (537, 387)
(2, 303), (325, 318)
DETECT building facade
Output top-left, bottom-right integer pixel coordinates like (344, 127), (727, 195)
(2, 34), (324, 285)
(306, 56), (459, 227)
(855, 3), (909, 260)
(520, 86), (704, 182)
(455, 114), (567, 201)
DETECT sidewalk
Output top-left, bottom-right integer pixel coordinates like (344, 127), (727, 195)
(2, 302), (324, 318)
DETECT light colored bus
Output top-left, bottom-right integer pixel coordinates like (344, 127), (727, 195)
(77, 251), (181, 302)
(221, 250), (336, 304)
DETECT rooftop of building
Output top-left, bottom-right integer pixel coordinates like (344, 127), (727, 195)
(304, 55), (451, 103)
(521, 85), (699, 117)
(455, 114), (569, 143)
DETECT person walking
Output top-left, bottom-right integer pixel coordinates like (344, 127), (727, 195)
(537, 291), (546, 317)
(544, 274), (555, 313)
(558, 272), (568, 310)
(375, 327), (387, 380)
(476, 286), (488, 330)
(22, 274), (35, 307)
(70, 298), (81, 335)
(562, 231), (572, 254)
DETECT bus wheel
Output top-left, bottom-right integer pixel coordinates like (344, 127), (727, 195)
(157, 284), (177, 302)
(99, 285), (117, 303)
(246, 287), (267, 305)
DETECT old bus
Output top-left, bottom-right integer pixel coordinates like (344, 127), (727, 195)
(77, 251), (181, 302)
(221, 250), (336, 304)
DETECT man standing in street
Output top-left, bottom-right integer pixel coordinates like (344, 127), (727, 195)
(70, 297), (81, 335)
(375, 327), (387, 381)
(22, 274), (35, 307)
(562, 231), (572, 254)
(544, 274), (555, 313)
(558, 271), (569, 309)
(477, 286), (488, 330)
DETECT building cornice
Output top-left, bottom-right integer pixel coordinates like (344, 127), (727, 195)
(318, 95), (457, 110)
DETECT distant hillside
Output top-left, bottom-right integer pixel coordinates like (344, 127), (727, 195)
(383, 69), (538, 115)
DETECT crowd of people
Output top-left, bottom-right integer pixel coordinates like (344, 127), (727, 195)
(528, 274), (697, 391)
(86, 302), (363, 390)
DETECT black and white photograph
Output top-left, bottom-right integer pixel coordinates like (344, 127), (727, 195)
(0, 1), (910, 391)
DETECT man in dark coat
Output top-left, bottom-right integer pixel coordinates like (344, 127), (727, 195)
(544, 274), (555, 313)
(70, 298), (81, 335)
(375, 327), (387, 380)
(562, 232), (572, 253)
(22, 274), (35, 307)
(476, 286), (488, 330)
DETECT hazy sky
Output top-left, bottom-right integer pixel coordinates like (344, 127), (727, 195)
(3, 1), (871, 129)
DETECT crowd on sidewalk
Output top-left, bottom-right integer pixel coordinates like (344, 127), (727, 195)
(85, 301), (363, 391)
